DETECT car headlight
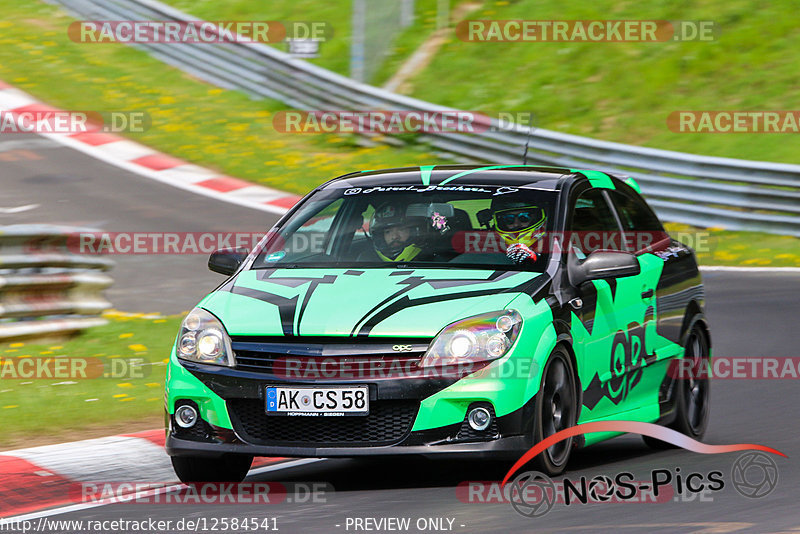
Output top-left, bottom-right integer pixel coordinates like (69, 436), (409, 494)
(176, 308), (235, 367)
(419, 310), (522, 367)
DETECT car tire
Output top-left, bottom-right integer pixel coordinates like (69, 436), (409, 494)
(530, 345), (577, 476)
(171, 454), (253, 483)
(643, 317), (710, 449)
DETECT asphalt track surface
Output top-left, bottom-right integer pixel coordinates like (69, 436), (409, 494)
(1, 134), (280, 314)
(3, 134), (799, 532)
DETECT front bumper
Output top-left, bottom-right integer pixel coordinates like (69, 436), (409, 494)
(165, 338), (542, 459)
(166, 432), (531, 459)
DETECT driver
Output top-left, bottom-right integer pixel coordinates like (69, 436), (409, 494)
(490, 198), (547, 265)
(369, 202), (425, 262)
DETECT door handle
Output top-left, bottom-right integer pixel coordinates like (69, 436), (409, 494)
(641, 289), (654, 299)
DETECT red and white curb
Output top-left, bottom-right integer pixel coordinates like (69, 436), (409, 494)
(0, 429), (299, 519)
(0, 80), (301, 216)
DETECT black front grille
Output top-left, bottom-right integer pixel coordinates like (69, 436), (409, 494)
(235, 351), (423, 378)
(230, 336), (430, 378)
(227, 399), (419, 447)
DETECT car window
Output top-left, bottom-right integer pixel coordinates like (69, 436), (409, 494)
(568, 189), (623, 254)
(607, 190), (668, 253)
(252, 185), (558, 271)
(279, 198), (343, 259)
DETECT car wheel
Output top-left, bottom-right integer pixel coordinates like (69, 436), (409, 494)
(171, 454), (253, 483)
(643, 318), (710, 449)
(531, 345), (577, 476)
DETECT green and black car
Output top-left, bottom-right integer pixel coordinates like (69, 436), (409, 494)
(165, 165), (711, 481)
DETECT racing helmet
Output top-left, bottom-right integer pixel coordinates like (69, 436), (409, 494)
(490, 197), (547, 248)
(369, 201), (424, 262)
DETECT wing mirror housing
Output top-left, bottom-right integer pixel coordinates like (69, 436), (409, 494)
(568, 249), (640, 286)
(208, 247), (249, 276)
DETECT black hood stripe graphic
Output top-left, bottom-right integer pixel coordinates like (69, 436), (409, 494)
(348, 276), (425, 336)
(356, 273), (547, 336)
(229, 270), (546, 337)
(230, 286), (298, 337)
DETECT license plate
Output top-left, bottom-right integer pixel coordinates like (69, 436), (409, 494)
(265, 386), (369, 416)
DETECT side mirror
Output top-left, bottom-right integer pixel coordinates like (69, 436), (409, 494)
(208, 247), (249, 276)
(568, 249), (640, 286)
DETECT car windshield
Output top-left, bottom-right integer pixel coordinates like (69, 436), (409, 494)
(252, 184), (558, 271)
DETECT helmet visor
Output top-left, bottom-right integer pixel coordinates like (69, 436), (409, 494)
(494, 206), (546, 233)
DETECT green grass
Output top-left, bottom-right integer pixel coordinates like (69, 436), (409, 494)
(160, 0), (462, 83)
(0, 313), (181, 448)
(403, 0), (800, 164)
(0, 2), (451, 195)
(665, 223), (800, 266)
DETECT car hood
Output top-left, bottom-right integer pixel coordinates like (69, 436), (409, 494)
(200, 268), (547, 338)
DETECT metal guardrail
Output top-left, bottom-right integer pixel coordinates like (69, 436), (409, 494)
(0, 225), (113, 341)
(53, 0), (800, 237)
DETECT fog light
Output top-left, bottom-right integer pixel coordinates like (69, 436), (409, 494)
(175, 404), (198, 428)
(467, 407), (492, 431)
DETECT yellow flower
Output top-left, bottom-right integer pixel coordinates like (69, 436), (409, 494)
(117, 383), (134, 388)
(113, 393), (128, 398)
(712, 251), (739, 261)
(119, 333), (134, 339)
(9, 342), (24, 348)
(128, 344), (147, 352)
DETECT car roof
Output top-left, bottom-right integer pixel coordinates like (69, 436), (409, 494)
(321, 165), (580, 191)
